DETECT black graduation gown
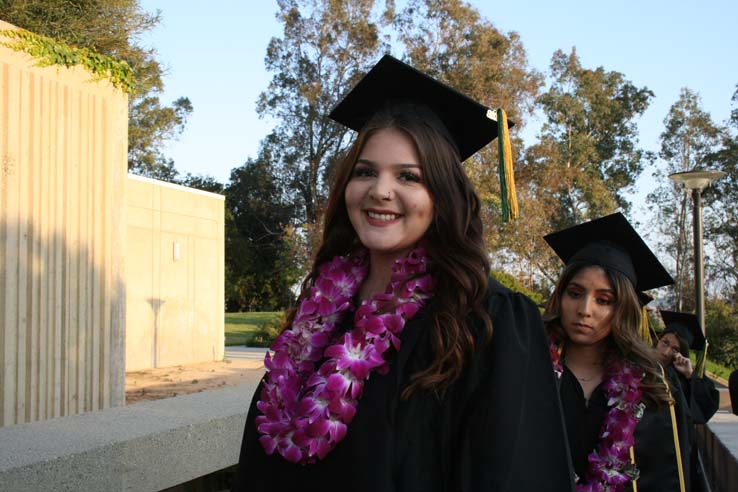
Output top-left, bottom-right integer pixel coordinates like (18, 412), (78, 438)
(675, 372), (719, 425)
(560, 364), (692, 492)
(675, 371), (719, 492)
(233, 279), (575, 492)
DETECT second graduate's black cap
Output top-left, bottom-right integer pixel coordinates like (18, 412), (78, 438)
(660, 310), (705, 350)
(638, 291), (654, 307)
(543, 212), (674, 292)
(329, 55), (510, 161)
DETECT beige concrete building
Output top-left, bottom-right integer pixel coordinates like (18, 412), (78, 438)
(126, 175), (225, 371)
(0, 21), (226, 427)
(0, 21), (128, 426)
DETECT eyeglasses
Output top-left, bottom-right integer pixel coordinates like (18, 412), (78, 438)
(657, 338), (680, 354)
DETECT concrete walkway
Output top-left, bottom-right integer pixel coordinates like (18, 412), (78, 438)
(224, 345), (270, 362)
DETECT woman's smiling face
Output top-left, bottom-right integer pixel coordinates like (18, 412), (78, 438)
(560, 265), (617, 349)
(344, 128), (433, 262)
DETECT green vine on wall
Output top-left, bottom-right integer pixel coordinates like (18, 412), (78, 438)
(0, 29), (135, 93)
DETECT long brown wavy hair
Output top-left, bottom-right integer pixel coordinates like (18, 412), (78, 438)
(284, 102), (493, 398)
(543, 263), (670, 406)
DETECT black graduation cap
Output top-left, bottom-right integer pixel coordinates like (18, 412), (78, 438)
(543, 212), (674, 292)
(329, 55), (509, 162)
(660, 310), (705, 350)
(638, 291), (654, 307)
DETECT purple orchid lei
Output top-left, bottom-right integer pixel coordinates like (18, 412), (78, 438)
(256, 246), (433, 464)
(549, 336), (646, 492)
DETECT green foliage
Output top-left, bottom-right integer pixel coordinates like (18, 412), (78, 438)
(704, 84), (738, 301)
(395, 0), (541, 121)
(394, 0), (542, 253)
(0, 28), (135, 92)
(534, 48), (653, 221)
(1, 0), (192, 179)
(225, 154), (300, 311)
(492, 269), (547, 306)
(688, 353), (733, 380)
(250, 320), (284, 348)
(128, 95), (193, 179)
(705, 359), (732, 381)
(705, 297), (738, 370)
(646, 88), (723, 309)
(176, 174), (225, 194)
(224, 312), (284, 346)
(497, 49), (654, 292)
(258, 0), (391, 226)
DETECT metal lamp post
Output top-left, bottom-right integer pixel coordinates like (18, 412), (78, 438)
(668, 169), (727, 337)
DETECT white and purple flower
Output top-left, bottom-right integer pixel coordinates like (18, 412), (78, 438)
(549, 337), (645, 492)
(256, 246), (433, 464)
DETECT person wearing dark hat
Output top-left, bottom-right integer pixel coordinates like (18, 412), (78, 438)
(542, 212), (695, 492)
(232, 55), (574, 492)
(657, 311), (719, 421)
(657, 311), (719, 492)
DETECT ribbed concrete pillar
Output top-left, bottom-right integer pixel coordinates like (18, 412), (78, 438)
(0, 21), (128, 427)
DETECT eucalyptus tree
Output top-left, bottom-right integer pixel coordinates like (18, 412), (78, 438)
(392, 0), (543, 282)
(258, 0), (394, 226)
(510, 49), (653, 287)
(647, 88), (722, 310)
(704, 84), (738, 301)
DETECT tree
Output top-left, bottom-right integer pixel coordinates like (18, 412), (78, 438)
(394, 0), (542, 223)
(128, 95), (192, 179)
(225, 150), (300, 311)
(646, 88), (723, 310)
(0, 0), (192, 179)
(534, 48), (653, 220)
(258, 0), (392, 228)
(499, 48), (654, 290)
(394, 0), (541, 122)
(177, 173), (225, 194)
(705, 297), (738, 369)
(704, 84), (738, 301)
(392, 0), (545, 287)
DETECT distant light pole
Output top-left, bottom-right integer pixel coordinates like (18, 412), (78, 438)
(668, 169), (727, 337)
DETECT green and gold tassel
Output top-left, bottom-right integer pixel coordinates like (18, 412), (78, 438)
(640, 305), (653, 345)
(694, 341), (709, 379)
(497, 109), (519, 222)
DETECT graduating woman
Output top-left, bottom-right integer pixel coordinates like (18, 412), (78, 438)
(543, 213), (693, 492)
(233, 55), (574, 492)
(656, 311), (719, 492)
(656, 311), (719, 425)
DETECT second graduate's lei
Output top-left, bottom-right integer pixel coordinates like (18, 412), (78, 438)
(549, 336), (646, 492)
(256, 246), (433, 465)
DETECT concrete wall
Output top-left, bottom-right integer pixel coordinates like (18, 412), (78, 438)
(0, 21), (128, 427)
(126, 175), (224, 371)
(0, 372), (263, 492)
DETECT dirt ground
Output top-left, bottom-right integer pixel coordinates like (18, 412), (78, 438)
(125, 358), (264, 405)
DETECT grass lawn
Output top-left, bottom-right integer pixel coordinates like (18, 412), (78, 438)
(689, 352), (734, 382)
(705, 358), (733, 382)
(225, 312), (284, 346)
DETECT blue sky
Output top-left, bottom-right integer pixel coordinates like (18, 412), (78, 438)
(139, 0), (738, 217)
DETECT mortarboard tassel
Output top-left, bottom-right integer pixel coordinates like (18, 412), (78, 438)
(639, 305), (652, 345)
(694, 341), (708, 379)
(497, 109), (519, 222)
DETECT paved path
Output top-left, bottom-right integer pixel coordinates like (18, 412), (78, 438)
(225, 345), (270, 362)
